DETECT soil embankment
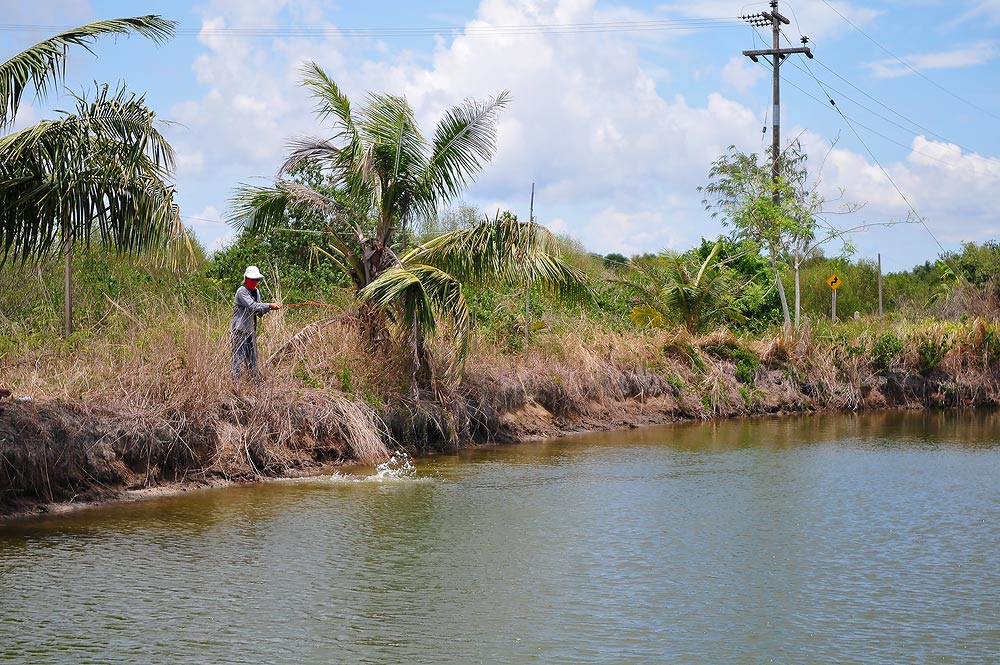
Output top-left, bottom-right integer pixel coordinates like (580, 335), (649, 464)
(3, 326), (998, 518)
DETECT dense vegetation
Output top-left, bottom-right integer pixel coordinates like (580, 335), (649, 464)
(2, 16), (999, 513)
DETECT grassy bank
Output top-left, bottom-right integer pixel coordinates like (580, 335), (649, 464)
(3, 287), (999, 515)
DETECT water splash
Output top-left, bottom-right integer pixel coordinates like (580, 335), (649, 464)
(284, 450), (420, 484)
(372, 451), (416, 481)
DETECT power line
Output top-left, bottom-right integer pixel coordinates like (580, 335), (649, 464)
(760, 61), (955, 262)
(779, 32), (948, 142)
(184, 215), (228, 225)
(785, 59), (987, 160)
(809, 58), (974, 151)
(0, 17), (746, 38)
(744, 48), (996, 173)
(773, 27), (984, 157)
(816, 0), (1000, 122)
(767, 31), (1000, 177)
(764, 60), (997, 174)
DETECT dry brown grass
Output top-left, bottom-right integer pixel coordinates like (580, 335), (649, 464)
(0, 308), (397, 508)
(5, 303), (1000, 512)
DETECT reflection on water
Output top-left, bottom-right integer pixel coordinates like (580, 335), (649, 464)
(2, 411), (1000, 663)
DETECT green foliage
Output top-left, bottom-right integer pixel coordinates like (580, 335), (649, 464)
(914, 332), (954, 376)
(603, 253), (627, 271)
(793, 255), (880, 320)
(616, 239), (744, 334)
(0, 242), (218, 349)
(693, 237), (781, 330)
(700, 141), (829, 326)
(871, 331), (904, 373)
(705, 343), (760, 385)
(945, 241), (1000, 286)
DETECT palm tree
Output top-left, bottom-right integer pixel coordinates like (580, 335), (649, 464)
(361, 211), (590, 382)
(617, 240), (743, 335)
(231, 62), (509, 290)
(0, 16), (179, 335)
(231, 64), (589, 386)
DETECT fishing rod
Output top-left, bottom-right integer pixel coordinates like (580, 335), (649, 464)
(279, 301), (344, 311)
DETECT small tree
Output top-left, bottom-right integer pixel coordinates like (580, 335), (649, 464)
(231, 64), (588, 389)
(0, 17), (181, 336)
(700, 141), (864, 328)
(615, 239), (743, 334)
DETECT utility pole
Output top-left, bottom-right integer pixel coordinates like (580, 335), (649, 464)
(524, 182), (535, 353)
(741, 1), (812, 205)
(877, 252), (884, 317)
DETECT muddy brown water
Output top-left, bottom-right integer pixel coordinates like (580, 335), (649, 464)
(2, 410), (1000, 663)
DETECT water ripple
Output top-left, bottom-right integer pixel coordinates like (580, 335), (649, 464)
(2, 411), (999, 663)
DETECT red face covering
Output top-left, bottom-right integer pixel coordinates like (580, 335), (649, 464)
(244, 278), (260, 289)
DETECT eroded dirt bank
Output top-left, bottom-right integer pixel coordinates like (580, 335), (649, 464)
(3, 343), (996, 519)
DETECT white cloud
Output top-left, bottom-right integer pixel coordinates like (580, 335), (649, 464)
(162, 0), (1000, 261)
(544, 217), (571, 235)
(799, 133), (1000, 250)
(583, 205), (688, 256)
(183, 205), (233, 253)
(866, 40), (998, 79)
(958, 0), (1000, 24)
(661, 0), (882, 42)
(167, 0), (770, 255)
(721, 55), (765, 93)
(175, 150), (205, 175)
(168, 0), (338, 178)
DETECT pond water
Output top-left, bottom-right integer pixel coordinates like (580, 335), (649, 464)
(2, 411), (1000, 663)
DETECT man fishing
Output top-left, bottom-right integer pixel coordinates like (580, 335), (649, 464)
(231, 266), (281, 382)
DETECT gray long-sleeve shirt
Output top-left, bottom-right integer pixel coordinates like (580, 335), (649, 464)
(230, 285), (271, 335)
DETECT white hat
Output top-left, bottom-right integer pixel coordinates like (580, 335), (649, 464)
(244, 265), (264, 280)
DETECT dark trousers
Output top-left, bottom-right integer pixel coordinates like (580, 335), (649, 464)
(231, 331), (259, 382)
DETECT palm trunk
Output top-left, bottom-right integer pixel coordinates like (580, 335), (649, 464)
(769, 260), (791, 327)
(794, 264), (801, 329)
(63, 222), (73, 337)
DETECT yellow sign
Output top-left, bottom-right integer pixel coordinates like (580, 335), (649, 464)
(826, 274), (843, 290)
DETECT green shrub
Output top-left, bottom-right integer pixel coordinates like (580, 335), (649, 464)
(915, 333), (954, 376)
(871, 332), (904, 373)
(704, 343), (760, 385)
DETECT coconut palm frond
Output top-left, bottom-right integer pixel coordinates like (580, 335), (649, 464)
(615, 240), (740, 334)
(0, 88), (177, 263)
(0, 84), (174, 175)
(0, 15), (176, 128)
(280, 181), (346, 219)
(228, 181), (364, 286)
(300, 61), (356, 138)
(630, 303), (670, 328)
(424, 91), (510, 203)
(404, 212), (590, 301)
(281, 137), (343, 175)
(357, 93), (427, 186)
(361, 263), (473, 360)
(229, 178), (359, 241)
(227, 184), (292, 235)
(0, 166), (179, 262)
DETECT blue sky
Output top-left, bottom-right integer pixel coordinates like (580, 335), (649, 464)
(3, 0), (999, 273)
